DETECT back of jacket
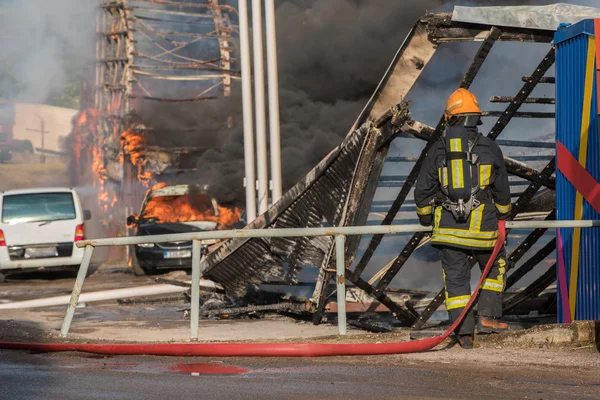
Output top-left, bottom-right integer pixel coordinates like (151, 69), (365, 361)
(414, 126), (512, 250)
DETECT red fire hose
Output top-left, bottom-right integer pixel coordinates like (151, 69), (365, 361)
(0, 222), (506, 357)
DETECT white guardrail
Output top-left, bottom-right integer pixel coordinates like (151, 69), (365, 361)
(60, 220), (600, 339)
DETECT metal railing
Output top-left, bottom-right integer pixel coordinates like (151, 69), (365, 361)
(60, 219), (600, 339)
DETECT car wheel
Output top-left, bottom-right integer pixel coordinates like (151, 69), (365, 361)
(0, 272), (5, 283)
(130, 251), (147, 276)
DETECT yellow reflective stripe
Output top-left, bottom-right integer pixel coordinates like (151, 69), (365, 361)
(450, 138), (462, 152)
(482, 278), (504, 292)
(439, 167), (448, 187)
(469, 204), (484, 232)
(479, 164), (491, 188)
(434, 228), (499, 239)
(431, 234), (497, 248)
(443, 270), (449, 303)
(495, 202), (512, 214)
(434, 206), (442, 228)
(449, 139), (464, 189)
(450, 159), (464, 189)
(446, 295), (471, 310)
(416, 205), (433, 216)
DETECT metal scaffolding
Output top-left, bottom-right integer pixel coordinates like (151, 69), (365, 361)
(73, 0), (239, 233)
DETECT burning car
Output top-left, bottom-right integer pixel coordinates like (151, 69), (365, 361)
(126, 184), (242, 276)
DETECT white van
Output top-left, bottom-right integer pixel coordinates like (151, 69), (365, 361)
(0, 188), (91, 279)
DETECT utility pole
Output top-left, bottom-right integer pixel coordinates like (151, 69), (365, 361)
(265, 0), (282, 203)
(25, 116), (47, 164)
(239, 0), (257, 223)
(252, 0), (269, 214)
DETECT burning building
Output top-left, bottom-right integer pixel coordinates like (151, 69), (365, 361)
(68, 0), (239, 238)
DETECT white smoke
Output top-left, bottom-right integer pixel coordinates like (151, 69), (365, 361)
(0, 0), (96, 104)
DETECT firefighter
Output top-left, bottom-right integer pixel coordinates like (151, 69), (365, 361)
(414, 88), (512, 349)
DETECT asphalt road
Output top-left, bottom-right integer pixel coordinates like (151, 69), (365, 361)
(2, 350), (599, 400)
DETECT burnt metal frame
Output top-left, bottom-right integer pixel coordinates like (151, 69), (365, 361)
(337, 23), (558, 327)
(187, 12), (561, 326)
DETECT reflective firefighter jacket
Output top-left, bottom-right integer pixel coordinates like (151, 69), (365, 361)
(414, 126), (512, 250)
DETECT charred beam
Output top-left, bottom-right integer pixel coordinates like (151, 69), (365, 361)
(460, 27), (501, 89)
(101, 2), (125, 10)
(482, 111), (555, 119)
(348, 270), (419, 324)
(373, 232), (429, 297)
(505, 238), (556, 290)
(496, 139), (555, 149)
(488, 47), (556, 140)
(132, 65), (240, 74)
(100, 30), (129, 36)
(133, 14), (219, 26)
(99, 57), (129, 63)
(505, 157), (556, 191)
(523, 76), (555, 84)
(503, 264), (556, 313)
(420, 12), (553, 43)
(490, 96), (555, 104)
(508, 210), (556, 265)
(129, 6), (214, 18)
(350, 26), (500, 282)
(129, 95), (217, 103)
(506, 155), (553, 162)
(430, 29), (553, 44)
(511, 159), (556, 216)
(136, 0), (227, 10)
(137, 30), (231, 39)
(420, 13), (551, 43)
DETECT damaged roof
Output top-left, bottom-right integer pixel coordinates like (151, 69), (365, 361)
(453, 3), (600, 31)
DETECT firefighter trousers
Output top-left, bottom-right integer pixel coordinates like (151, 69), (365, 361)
(439, 245), (507, 336)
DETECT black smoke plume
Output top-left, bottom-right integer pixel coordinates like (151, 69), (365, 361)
(137, 0), (553, 206)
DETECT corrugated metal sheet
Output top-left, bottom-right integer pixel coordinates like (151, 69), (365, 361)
(199, 105), (410, 298)
(555, 19), (600, 321)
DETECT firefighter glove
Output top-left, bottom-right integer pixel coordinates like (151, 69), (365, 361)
(418, 214), (433, 227)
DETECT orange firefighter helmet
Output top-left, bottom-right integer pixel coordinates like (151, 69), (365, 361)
(444, 88), (481, 119)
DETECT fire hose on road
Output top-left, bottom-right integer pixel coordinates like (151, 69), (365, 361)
(0, 223), (506, 357)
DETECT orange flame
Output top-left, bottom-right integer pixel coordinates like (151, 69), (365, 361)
(141, 194), (241, 229)
(121, 128), (151, 184)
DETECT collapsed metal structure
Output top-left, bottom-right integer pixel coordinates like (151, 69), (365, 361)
(200, 10), (561, 327)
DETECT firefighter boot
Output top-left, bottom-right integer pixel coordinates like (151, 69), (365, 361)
(477, 316), (510, 334)
(458, 334), (474, 349)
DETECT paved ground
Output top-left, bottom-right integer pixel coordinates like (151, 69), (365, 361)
(1, 349), (599, 400)
(0, 264), (359, 342)
(1, 264), (599, 399)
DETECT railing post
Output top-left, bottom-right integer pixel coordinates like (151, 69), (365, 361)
(60, 245), (94, 337)
(190, 239), (201, 341)
(335, 235), (347, 335)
